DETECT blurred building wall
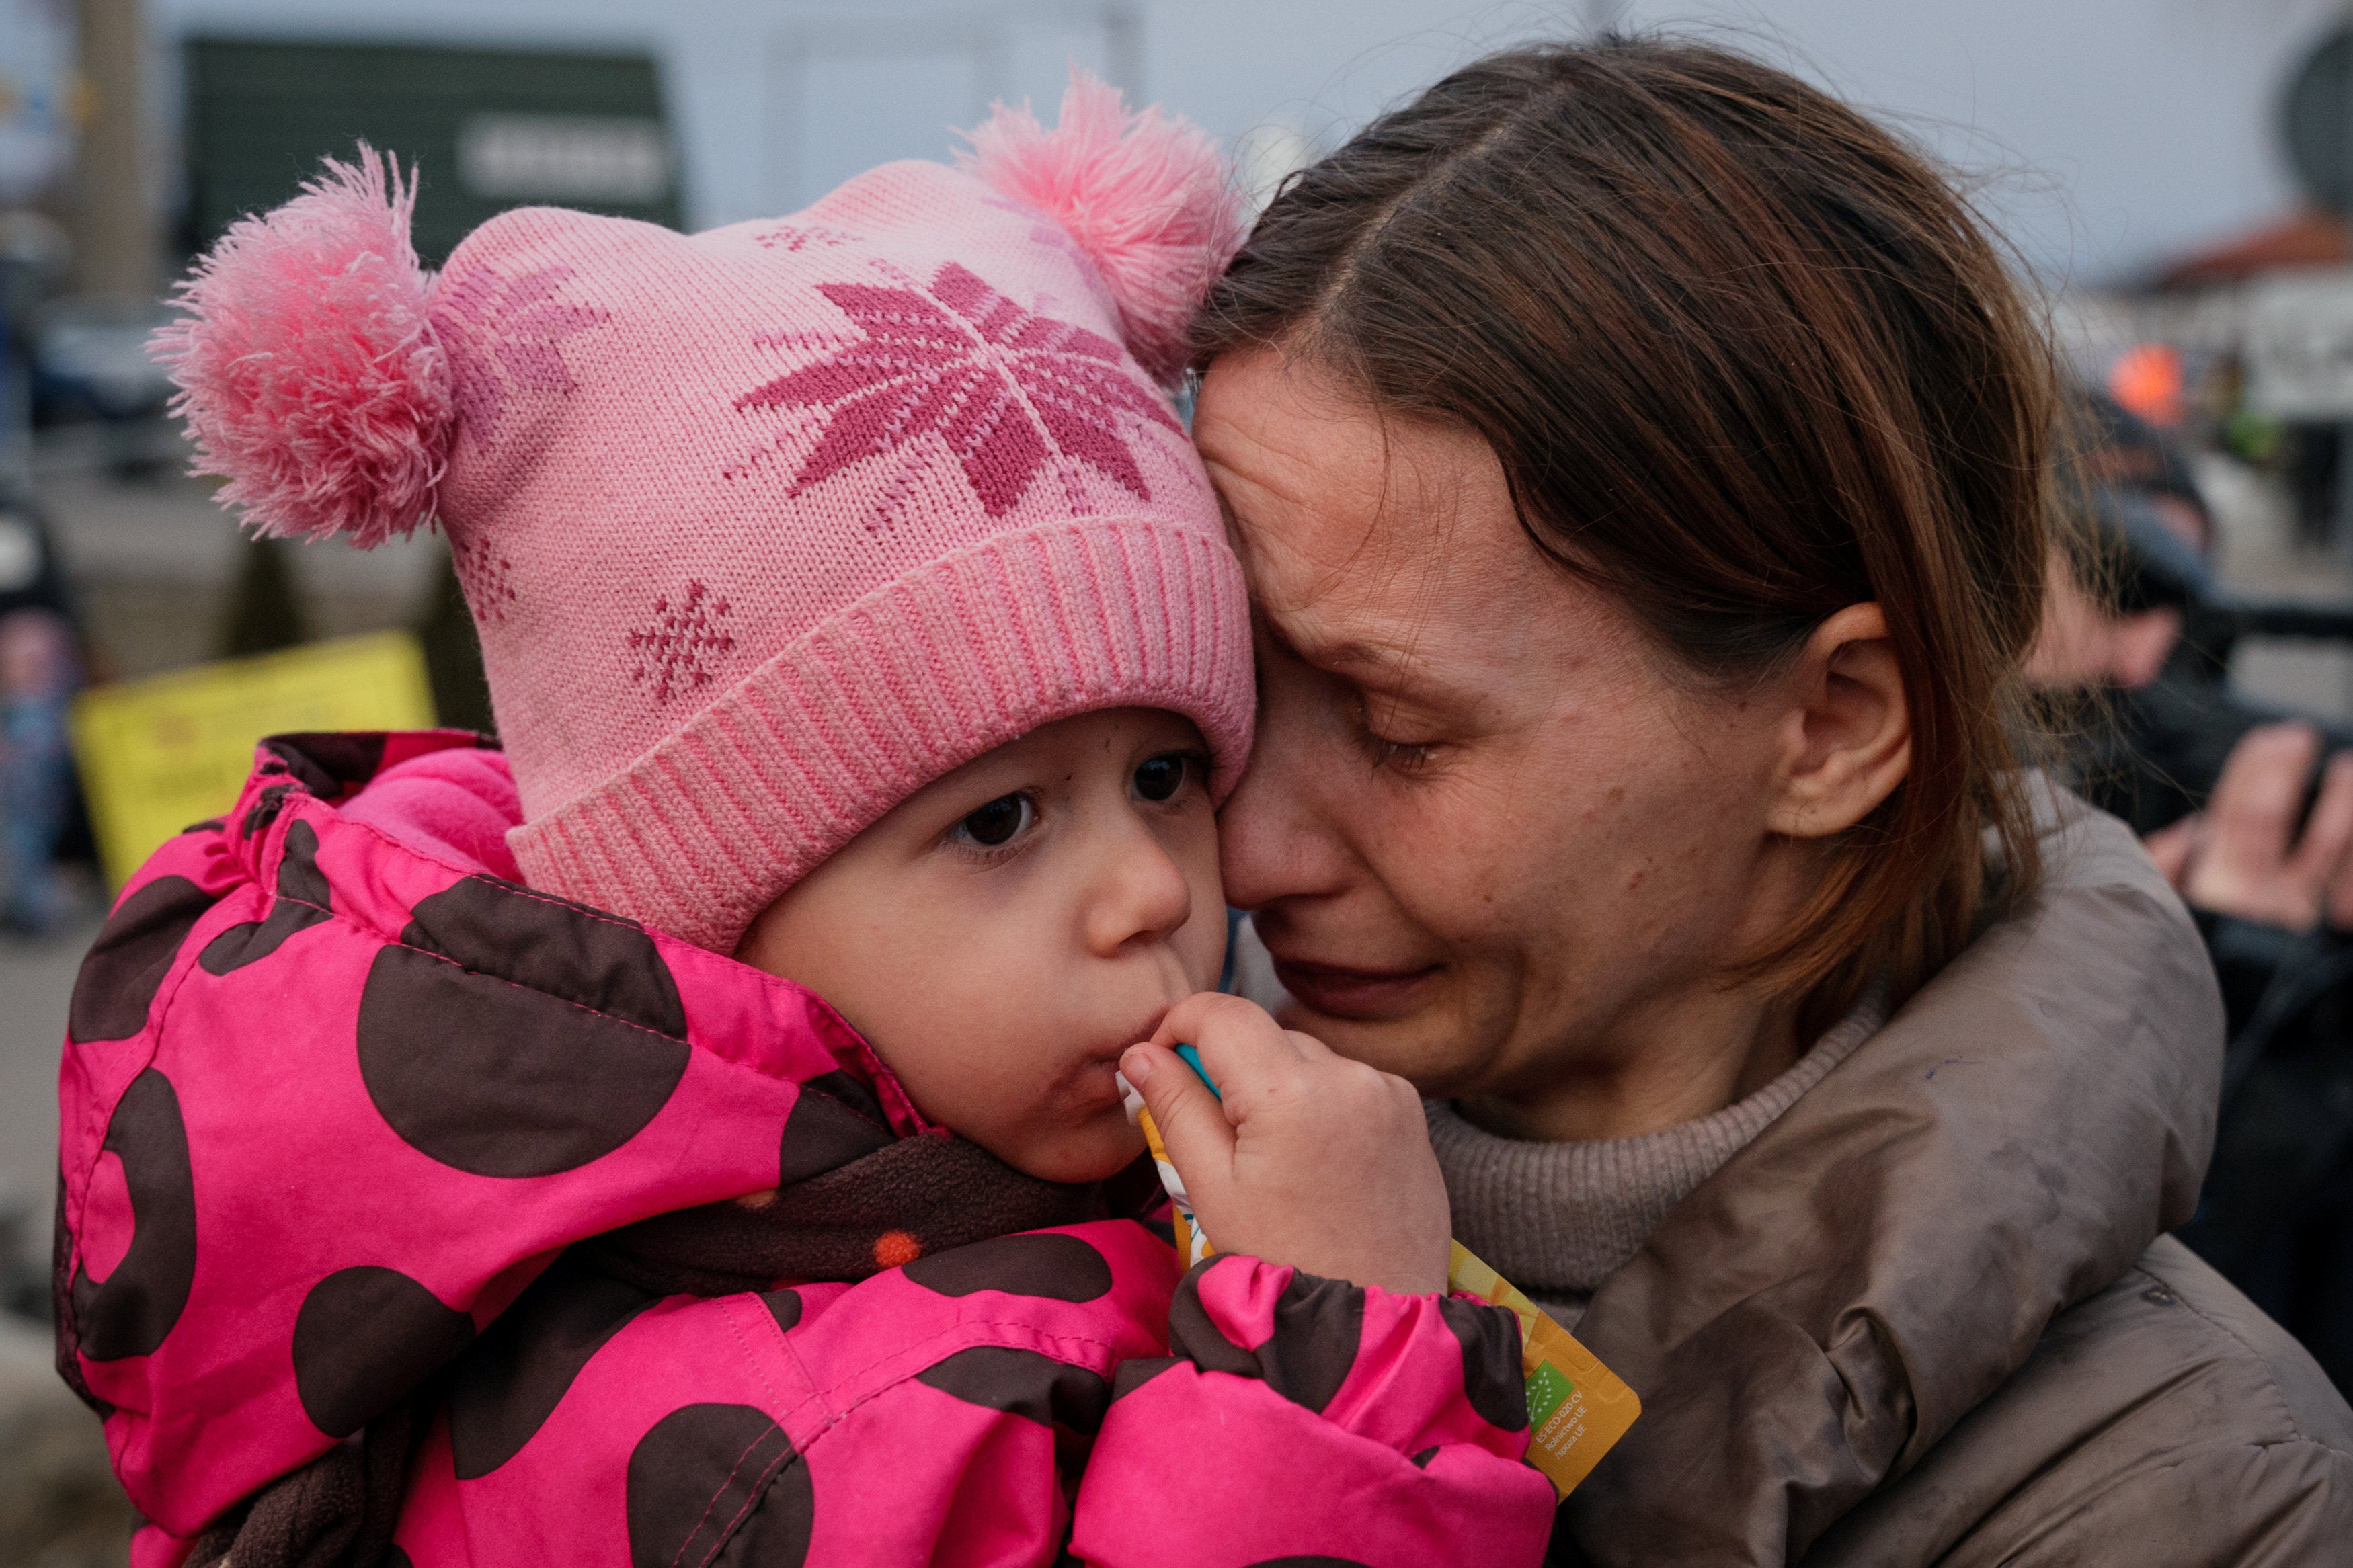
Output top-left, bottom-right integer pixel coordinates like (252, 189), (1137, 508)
(137, 0), (2353, 285)
(72, 0), (160, 296)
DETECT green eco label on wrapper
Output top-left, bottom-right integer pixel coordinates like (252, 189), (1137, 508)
(1525, 1360), (1575, 1432)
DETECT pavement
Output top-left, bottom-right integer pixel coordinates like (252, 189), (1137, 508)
(0, 915), (129, 1568)
(0, 918), (93, 1233)
(0, 1309), (134, 1566)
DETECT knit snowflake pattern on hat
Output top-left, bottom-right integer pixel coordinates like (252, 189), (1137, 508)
(626, 581), (739, 705)
(737, 261), (1180, 520)
(755, 224), (858, 253)
(451, 534), (518, 624)
(432, 264), (609, 447)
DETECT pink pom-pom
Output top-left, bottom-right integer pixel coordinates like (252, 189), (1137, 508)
(151, 146), (452, 548)
(959, 71), (1244, 386)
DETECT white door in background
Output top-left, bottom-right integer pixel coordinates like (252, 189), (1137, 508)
(766, 1), (1142, 215)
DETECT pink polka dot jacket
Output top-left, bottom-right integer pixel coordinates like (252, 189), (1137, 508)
(54, 732), (1556, 1567)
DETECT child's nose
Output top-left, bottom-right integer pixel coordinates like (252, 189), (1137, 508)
(1085, 820), (1196, 958)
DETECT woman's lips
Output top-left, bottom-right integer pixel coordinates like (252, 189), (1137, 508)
(1272, 958), (1441, 1021)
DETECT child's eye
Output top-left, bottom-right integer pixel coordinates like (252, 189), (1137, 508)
(951, 793), (1035, 848)
(1131, 751), (1195, 803)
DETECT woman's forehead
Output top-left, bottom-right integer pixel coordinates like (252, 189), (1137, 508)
(1195, 351), (1539, 651)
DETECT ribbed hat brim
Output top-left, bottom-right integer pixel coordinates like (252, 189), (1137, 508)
(508, 516), (1253, 954)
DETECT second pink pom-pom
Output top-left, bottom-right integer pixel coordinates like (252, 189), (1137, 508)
(959, 71), (1245, 387)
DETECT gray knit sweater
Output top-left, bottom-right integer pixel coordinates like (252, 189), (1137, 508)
(1427, 991), (1888, 1325)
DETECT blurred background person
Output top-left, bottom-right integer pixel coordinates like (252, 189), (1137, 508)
(2031, 379), (2353, 1400)
(0, 501), (81, 936)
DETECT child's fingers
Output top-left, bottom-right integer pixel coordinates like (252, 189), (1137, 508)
(1146, 991), (1308, 1100)
(1120, 1041), (1234, 1184)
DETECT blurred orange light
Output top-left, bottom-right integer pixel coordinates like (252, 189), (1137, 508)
(2110, 342), (2187, 428)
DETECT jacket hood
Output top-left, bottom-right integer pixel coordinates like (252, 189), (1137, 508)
(1560, 784), (2223, 1565)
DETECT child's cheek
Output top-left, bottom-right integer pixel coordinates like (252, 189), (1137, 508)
(1004, 1107), (1146, 1187)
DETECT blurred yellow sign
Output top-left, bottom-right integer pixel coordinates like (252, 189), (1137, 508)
(72, 632), (435, 884)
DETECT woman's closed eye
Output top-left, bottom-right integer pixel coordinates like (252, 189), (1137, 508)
(1353, 711), (1444, 776)
(948, 792), (1037, 853)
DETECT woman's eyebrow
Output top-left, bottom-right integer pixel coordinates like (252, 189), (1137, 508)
(1312, 638), (1413, 676)
(1261, 604), (1453, 690)
(1260, 610), (1378, 671)
(1295, 630), (1447, 692)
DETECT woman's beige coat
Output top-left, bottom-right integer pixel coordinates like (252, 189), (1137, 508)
(1556, 793), (2353, 1565)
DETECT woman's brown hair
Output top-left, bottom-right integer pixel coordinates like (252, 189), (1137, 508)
(1191, 36), (2053, 1022)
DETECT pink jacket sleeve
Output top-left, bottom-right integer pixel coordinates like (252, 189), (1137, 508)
(380, 1229), (1551, 1568)
(1070, 1253), (1558, 1564)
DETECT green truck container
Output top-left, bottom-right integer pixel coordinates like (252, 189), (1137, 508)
(184, 36), (684, 262)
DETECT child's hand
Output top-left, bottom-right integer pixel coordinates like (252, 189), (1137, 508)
(1121, 993), (1451, 1296)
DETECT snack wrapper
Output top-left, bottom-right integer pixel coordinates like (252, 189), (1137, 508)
(1445, 1239), (1643, 1498)
(1117, 1055), (1641, 1499)
(1125, 1044), (1216, 1268)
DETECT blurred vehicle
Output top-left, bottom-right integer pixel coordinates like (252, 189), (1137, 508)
(27, 296), (175, 424)
(180, 37), (683, 263)
(27, 294), (177, 479)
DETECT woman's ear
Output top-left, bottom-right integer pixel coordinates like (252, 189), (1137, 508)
(1763, 602), (1911, 840)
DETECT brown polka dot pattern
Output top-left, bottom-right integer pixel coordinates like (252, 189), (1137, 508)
(69, 1069), (198, 1361)
(50, 1179), (111, 1415)
(356, 942), (690, 1178)
(69, 878), (221, 1043)
(1166, 1260), (1361, 1415)
(293, 1266), (476, 1438)
(1109, 1356), (1181, 1401)
(759, 1288), (802, 1335)
(1437, 1295), (1529, 1434)
(241, 784), (294, 839)
(776, 1083), (892, 1187)
(914, 1345), (1111, 1433)
(198, 820), (333, 975)
(901, 1232), (1113, 1303)
(449, 1254), (658, 1479)
(262, 733), (389, 800)
(398, 874), (687, 1037)
(626, 1403), (812, 1568)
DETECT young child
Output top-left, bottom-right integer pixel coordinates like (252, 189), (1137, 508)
(54, 82), (1555, 1567)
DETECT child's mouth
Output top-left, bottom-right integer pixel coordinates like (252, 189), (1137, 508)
(1053, 1004), (1175, 1114)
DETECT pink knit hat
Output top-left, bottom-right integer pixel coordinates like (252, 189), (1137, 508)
(153, 77), (1252, 954)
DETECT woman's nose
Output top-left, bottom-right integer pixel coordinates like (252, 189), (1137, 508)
(1218, 704), (1353, 913)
